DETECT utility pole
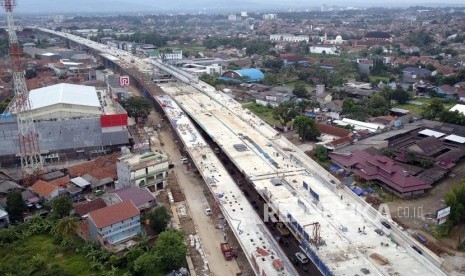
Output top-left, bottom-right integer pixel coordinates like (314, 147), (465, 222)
(2, 0), (43, 184)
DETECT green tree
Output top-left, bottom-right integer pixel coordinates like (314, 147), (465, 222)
(445, 182), (465, 226)
(342, 98), (368, 121)
(314, 145), (328, 162)
(153, 230), (187, 272)
(119, 97), (152, 118)
(147, 206), (171, 234)
(292, 82), (308, 98)
(262, 73), (278, 86)
(272, 102), (298, 127)
(134, 252), (157, 274)
(422, 99), (444, 120)
(51, 196), (73, 219)
(367, 93), (389, 116)
(391, 87), (411, 104)
(54, 217), (78, 236)
(6, 192), (27, 222)
(294, 116), (320, 141)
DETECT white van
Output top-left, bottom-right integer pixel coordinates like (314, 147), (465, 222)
(295, 252), (309, 264)
(180, 157), (189, 164)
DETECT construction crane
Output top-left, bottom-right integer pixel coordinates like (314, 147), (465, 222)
(2, 0), (43, 183)
(304, 222), (325, 247)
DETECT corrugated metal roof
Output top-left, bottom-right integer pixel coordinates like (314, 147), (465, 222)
(418, 129), (445, 138)
(29, 83), (100, 110)
(234, 68), (264, 82)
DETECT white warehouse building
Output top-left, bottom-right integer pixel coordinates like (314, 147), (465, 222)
(309, 46), (339, 55)
(26, 83), (102, 120)
(163, 49), (183, 60)
(270, 34), (310, 43)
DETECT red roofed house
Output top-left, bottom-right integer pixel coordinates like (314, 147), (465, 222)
(87, 201), (141, 246)
(318, 123), (353, 150)
(30, 180), (59, 201)
(329, 150), (431, 197)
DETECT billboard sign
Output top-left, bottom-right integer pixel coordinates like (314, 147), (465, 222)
(310, 188), (320, 201)
(436, 206), (451, 219)
(119, 76), (130, 87)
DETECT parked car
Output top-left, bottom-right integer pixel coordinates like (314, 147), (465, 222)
(411, 245), (423, 255)
(205, 208), (212, 216)
(295, 252), (308, 264)
(34, 202), (42, 210)
(289, 256), (299, 265)
(374, 229), (384, 236)
(381, 220), (391, 229)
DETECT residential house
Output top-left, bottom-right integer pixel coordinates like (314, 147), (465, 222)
(435, 85), (458, 99)
(402, 67), (432, 80)
(87, 201), (141, 246)
(317, 123), (352, 150)
(371, 115), (397, 127)
(363, 31), (392, 42)
(67, 153), (119, 191)
(113, 186), (156, 211)
(0, 174), (23, 208)
(329, 150), (431, 197)
(458, 87), (465, 103)
(116, 149), (169, 192)
(74, 198), (107, 218)
(30, 180), (60, 201)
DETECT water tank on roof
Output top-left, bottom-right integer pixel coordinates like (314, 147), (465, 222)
(316, 84), (325, 96)
(121, 146), (130, 156)
(394, 120), (402, 128)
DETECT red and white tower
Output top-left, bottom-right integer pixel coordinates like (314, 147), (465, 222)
(2, 0), (43, 179)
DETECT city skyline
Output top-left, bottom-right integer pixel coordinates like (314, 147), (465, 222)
(14, 0), (465, 13)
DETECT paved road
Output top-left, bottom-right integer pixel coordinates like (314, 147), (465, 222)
(156, 121), (241, 276)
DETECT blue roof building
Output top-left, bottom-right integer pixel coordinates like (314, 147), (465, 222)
(219, 68), (265, 83)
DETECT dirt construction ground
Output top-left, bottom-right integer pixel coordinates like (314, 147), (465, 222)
(147, 110), (252, 276)
(386, 161), (465, 275)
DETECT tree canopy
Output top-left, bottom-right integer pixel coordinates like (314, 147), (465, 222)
(294, 116), (320, 141)
(119, 97), (152, 118)
(153, 230), (187, 271)
(6, 192), (27, 222)
(341, 98), (368, 121)
(445, 181), (465, 226)
(367, 93), (389, 116)
(51, 196), (73, 219)
(391, 87), (411, 104)
(272, 102), (298, 127)
(54, 217), (78, 236)
(147, 206), (171, 234)
(134, 230), (187, 274)
(292, 82), (308, 98)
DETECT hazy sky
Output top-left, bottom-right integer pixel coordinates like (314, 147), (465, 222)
(12, 0), (465, 13)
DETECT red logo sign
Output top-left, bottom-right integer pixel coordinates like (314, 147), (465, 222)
(119, 76), (130, 87)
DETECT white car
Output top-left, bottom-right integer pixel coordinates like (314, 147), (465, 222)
(205, 208), (212, 216)
(295, 252), (308, 264)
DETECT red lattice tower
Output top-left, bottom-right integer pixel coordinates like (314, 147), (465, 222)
(2, 0), (43, 183)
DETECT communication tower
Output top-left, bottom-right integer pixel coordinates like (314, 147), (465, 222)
(2, 0), (43, 183)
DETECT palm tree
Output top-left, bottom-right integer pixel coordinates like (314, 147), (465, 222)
(55, 216), (78, 236)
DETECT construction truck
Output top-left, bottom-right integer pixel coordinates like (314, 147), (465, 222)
(220, 242), (235, 260)
(276, 222), (290, 237)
